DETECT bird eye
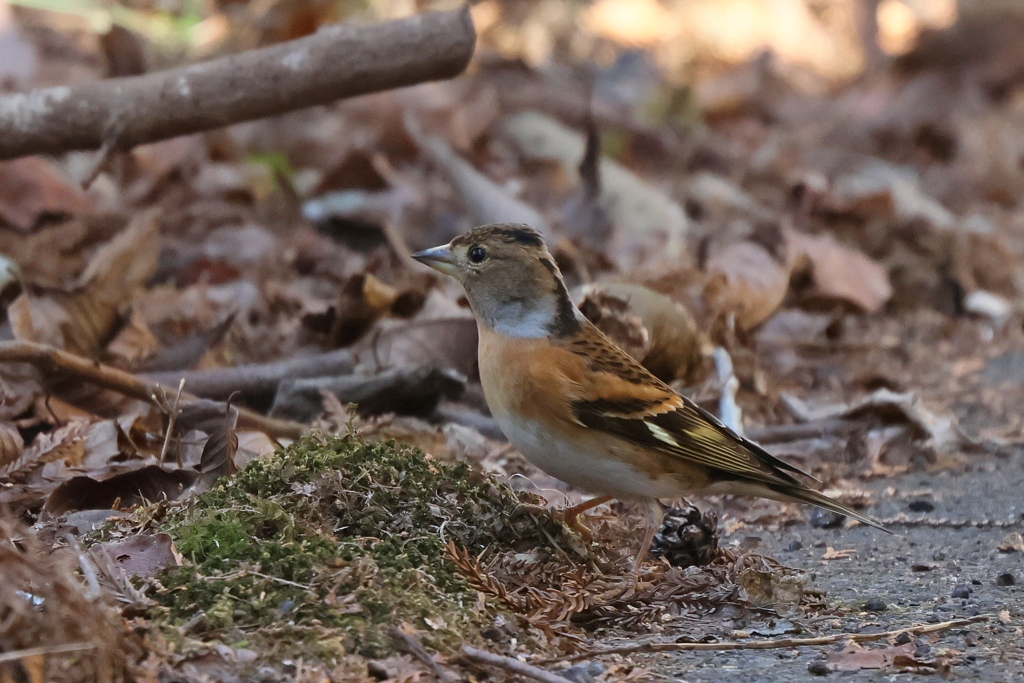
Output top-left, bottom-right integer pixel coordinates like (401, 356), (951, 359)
(468, 246), (487, 263)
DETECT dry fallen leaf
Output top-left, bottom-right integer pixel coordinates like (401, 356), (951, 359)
(45, 465), (199, 515)
(704, 241), (791, 330)
(575, 282), (708, 383)
(105, 308), (160, 366)
(998, 532), (1024, 553)
(828, 643), (915, 672)
(821, 547), (856, 561)
(0, 421), (24, 471)
(787, 230), (893, 312)
(95, 533), (182, 579)
(9, 210), (161, 356)
(0, 157), (90, 232)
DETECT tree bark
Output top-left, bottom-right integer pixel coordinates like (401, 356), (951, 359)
(0, 8), (475, 159)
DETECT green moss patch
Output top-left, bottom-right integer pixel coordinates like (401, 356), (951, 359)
(149, 434), (568, 659)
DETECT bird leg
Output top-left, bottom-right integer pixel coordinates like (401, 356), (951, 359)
(631, 499), (665, 575)
(589, 500), (668, 604)
(555, 495), (613, 540)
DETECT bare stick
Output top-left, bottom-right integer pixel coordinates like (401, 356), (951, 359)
(145, 349), (354, 402)
(0, 8), (475, 159)
(542, 615), (989, 663)
(159, 378), (186, 464)
(461, 646), (573, 683)
(0, 643), (96, 665)
(63, 532), (101, 599)
(746, 418), (861, 444)
(0, 340), (305, 438)
(390, 627), (461, 683)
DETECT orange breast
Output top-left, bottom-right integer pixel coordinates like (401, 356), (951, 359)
(477, 324), (569, 422)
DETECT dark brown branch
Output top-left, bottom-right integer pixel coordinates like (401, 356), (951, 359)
(0, 8), (475, 159)
(0, 340), (305, 439)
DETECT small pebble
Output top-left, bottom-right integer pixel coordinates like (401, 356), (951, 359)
(785, 539), (803, 552)
(971, 579), (982, 586)
(908, 500), (935, 513)
(895, 632), (912, 645)
(952, 585), (971, 599)
(810, 509), (845, 529)
(807, 660), (831, 676)
(560, 661), (604, 683)
(864, 597), (887, 612)
(995, 572), (1016, 587)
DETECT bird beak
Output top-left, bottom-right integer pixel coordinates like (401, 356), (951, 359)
(411, 244), (457, 276)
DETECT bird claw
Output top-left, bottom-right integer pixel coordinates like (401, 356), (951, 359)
(593, 574), (653, 603)
(553, 508), (594, 541)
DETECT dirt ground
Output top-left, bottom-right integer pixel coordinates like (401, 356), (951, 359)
(640, 448), (1024, 682)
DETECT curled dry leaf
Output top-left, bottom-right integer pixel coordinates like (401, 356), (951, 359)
(575, 282), (708, 383)
(330, 273), (426, 347)
(703, 241), (791, 330)
(787, 230), (892, 312)
(194, 401), (240, 490)
(0, 421), (24, 471)
(0, 157), (90, 232)
(45, 465), (199, 515)
(235, 430), (278, 470)
(104, 308), (160, 367)
(8, 210), (161, 356)
(0, 362), (41, 421)
(9, 418), (96, 479)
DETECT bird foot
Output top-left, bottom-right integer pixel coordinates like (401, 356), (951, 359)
(553, 508), (594, 541)
(593, 573), (654, 603)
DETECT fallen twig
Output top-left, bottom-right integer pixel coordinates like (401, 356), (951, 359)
(145, 349), (354, 402)
(746, 418), (862, 444)
(0, 341), (305, 439)
(390, 627), (461, 683)
(63, 533), (101, 600)
(461, 646), (574, 683)
(0, 642), (96, 665)
(541, 615), (990, 663)
(159, 378), (186, 464)
(0, 9), (475, 159)
(875, 515), (1023, 529)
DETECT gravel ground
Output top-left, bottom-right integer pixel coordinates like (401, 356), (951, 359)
(640, 448), (1024, 682)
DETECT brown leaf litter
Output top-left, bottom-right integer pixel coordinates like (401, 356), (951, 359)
(0, 518), (144, 683)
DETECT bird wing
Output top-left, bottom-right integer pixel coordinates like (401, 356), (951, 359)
(558, 325), (810, 488)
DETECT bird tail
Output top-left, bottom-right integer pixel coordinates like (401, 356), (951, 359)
(774, 484), (891, 533)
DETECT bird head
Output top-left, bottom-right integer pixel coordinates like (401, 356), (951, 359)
(412, 223), (580, 338)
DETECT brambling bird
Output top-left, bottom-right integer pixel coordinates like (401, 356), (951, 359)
(413, 224), (886, 571)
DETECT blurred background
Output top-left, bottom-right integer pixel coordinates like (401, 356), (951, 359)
(2, 0), (1024, 506)
(2, 1), (1024, 680)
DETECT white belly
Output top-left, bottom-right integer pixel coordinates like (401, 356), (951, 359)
(492, 411), (685, 501)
